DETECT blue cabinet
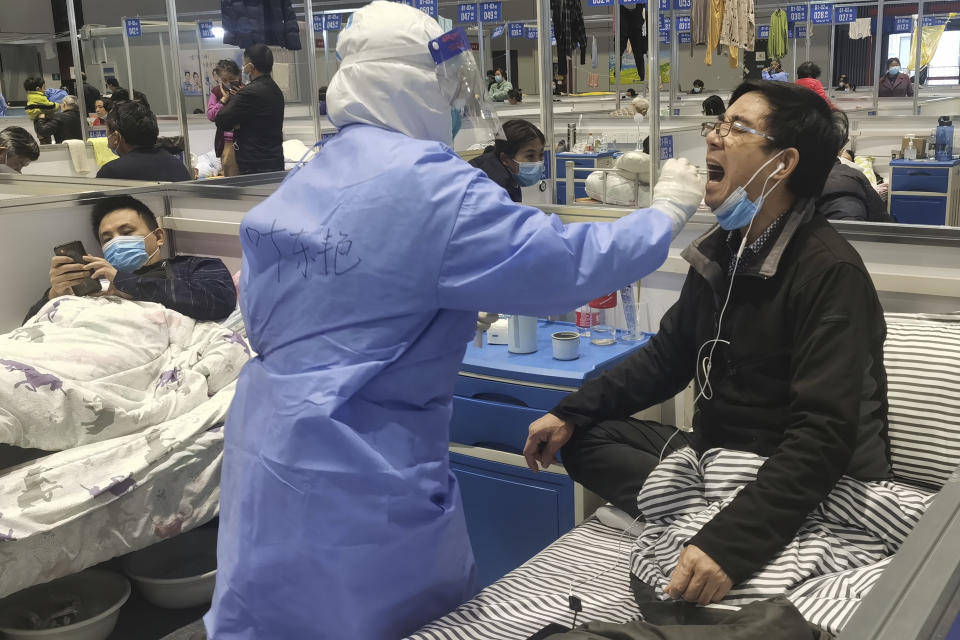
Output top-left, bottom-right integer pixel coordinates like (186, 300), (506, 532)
(450, 321), (650, 587)
(450, 449), (575, 589)
(889, 158), (960, 225)
(889, 194), (948, 226)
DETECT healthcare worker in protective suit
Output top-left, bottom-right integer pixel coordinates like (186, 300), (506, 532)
(206, 3), (705, 638)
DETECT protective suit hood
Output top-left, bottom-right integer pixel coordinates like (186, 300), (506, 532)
(327, 2), (453, 146)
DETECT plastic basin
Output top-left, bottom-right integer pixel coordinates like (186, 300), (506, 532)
(0, 569), (130, 640)
(120, 528), (218, 609)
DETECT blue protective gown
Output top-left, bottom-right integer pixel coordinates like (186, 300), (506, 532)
(206, 124), (674, 639)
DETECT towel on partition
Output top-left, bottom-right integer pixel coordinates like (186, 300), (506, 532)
(63, 139), (90, 174)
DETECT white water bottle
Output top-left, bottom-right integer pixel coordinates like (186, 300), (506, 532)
(905, 139), (917, 161)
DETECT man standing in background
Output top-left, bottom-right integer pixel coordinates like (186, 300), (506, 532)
(215, 44), (285, 174)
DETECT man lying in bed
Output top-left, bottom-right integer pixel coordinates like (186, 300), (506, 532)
(523, 80), (891, 606)
(23, 195), (236, 324)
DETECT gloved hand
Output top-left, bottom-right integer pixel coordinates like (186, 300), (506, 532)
(477, 312), (499, 333)
(650, 158), (706, 238)
(474, 312), (500, 347)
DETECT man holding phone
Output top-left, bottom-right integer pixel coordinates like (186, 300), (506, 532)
(24, 195), (236, 325)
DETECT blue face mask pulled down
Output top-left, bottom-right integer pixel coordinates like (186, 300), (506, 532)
(713, 151), (785, 231)
(451, 109), (462, 139)
(103, 234), (158, 273)
(515, 161), (544, 186)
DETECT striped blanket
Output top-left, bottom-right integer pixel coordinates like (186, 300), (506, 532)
(631, 447), (935, 634)
(409, 449), (935, 640)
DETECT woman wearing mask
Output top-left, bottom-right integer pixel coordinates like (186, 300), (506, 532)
(879, 58), (913, 97)
(469, 119), (544, 202)
(207, 59), (243, 176)
(691, 79), (705, 94)
(487, 68), (513, 102)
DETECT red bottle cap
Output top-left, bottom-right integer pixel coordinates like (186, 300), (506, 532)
(589, 292), (618, 309)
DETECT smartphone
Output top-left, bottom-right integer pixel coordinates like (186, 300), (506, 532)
(54, 241), (102, 297)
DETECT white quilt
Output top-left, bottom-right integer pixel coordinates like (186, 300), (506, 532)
(0, 296), (250, 598)
(0, 296), (250, 450)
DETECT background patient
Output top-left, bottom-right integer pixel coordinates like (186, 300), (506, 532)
(24, 195), (236, 324)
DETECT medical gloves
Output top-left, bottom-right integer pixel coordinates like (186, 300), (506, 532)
(650, 158), (706, 238)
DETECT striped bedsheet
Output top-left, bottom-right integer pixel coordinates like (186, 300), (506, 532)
(410, 449), (935, 640)
(408, 518), (642, 640)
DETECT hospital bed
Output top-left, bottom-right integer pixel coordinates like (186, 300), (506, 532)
(408, 311), (960, 640)
(0, 183), (250, 601)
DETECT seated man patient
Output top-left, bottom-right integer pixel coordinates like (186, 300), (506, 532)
(25, 195), (237, 324)
(525, 80), (889, 605)
(97, 101), (193, 182)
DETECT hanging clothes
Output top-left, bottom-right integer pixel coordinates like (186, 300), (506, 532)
(911, 13), (958, 67)
(848, 17), (872, 39)
(552, 0), (587, 77)
(729, 46), (739, 68)
(720, 0), (755, 59)
(221, 0), (302, 50)
(692, 0), (710, 45)
(620, 5), (648, 81)
(768, 9), (789, 60)
(705, 0), (725, 65)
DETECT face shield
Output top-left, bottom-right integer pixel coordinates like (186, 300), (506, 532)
(428, 28), (503, 149)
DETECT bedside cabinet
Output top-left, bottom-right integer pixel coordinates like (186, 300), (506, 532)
(450, 320), (652, 587)
(889, 158), (960, 225)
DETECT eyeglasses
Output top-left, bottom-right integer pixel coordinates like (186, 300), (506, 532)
(701, 120), (776, 142)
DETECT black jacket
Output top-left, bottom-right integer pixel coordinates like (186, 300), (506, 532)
(25, 256), (236, 325)
(469, 151), (522, 202)
(553, 0), (588, 66)
(819, 161), (892, 223)
(96, 147), (192, 182)
(221, 0), (302, 50)
(551, 198), (891, 584)
(216, 75), (285, 175)
(35, 109), (82, 143)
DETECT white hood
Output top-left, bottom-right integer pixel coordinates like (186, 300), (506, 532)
(327, 2), (453, 146)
